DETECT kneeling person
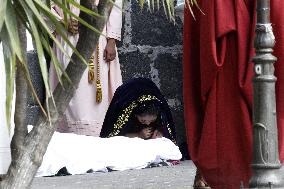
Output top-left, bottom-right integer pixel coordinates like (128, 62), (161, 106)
(100, 77), (176, 143)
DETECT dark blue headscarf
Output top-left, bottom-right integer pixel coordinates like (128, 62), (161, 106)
(100, 78), (176, 143)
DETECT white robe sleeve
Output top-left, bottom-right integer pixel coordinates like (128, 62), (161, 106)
(106, 0), (123, 41)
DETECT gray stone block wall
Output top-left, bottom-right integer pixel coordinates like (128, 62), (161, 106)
(27, 0), (186, 145)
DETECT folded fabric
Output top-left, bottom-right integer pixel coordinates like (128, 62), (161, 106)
(36, 132), (182, 177)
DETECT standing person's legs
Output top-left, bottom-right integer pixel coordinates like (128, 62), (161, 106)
(193, 169), (211, 189)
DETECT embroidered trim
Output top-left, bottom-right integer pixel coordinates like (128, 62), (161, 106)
(165, 123), (176, 144)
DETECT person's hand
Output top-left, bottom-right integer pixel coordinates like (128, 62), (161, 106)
(151, 129), (163, 139)
(104, 38), (116, 62)
(67, 19), (78, 35)
(138, 127), (153, 139)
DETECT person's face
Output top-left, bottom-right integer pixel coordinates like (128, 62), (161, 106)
(136, 114), (157, 125)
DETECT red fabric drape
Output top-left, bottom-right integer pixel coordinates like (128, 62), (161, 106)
(183, 0), (284, 188)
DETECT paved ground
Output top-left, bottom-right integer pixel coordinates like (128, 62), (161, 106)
(31, 160), (196, 189)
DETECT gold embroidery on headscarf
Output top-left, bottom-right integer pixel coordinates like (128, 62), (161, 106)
(165, 123), (176, 144)
(108, 95), (160, 137)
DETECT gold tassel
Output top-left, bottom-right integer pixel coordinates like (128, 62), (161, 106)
(96, 80), (102, 103)
(88, 55), (95, 83)
(96, 45), (102, 103)
(88, 45), (102, 103)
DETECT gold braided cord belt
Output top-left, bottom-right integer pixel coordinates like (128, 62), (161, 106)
(88, 45), (102, 103)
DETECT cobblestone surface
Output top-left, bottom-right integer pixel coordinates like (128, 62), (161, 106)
(31, 160), (196, 189)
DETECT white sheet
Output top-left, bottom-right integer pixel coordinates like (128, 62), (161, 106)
(36, 132), (182, 177)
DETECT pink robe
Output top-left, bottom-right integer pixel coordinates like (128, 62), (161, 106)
(49, 0), (123, 136)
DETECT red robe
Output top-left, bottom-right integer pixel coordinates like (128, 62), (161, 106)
(183, 0), (284, 188)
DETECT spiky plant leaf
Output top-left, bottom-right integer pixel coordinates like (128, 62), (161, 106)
(0, 0), (7, 32)
(1, 28), (16, 131)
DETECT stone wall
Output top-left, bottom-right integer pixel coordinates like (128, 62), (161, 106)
(27, 1), (186, 145)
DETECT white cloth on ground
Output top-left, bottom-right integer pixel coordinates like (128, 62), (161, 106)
(36, 133), (182, 177)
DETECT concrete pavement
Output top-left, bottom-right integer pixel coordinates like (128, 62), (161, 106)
(31, 160), (196, 189)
